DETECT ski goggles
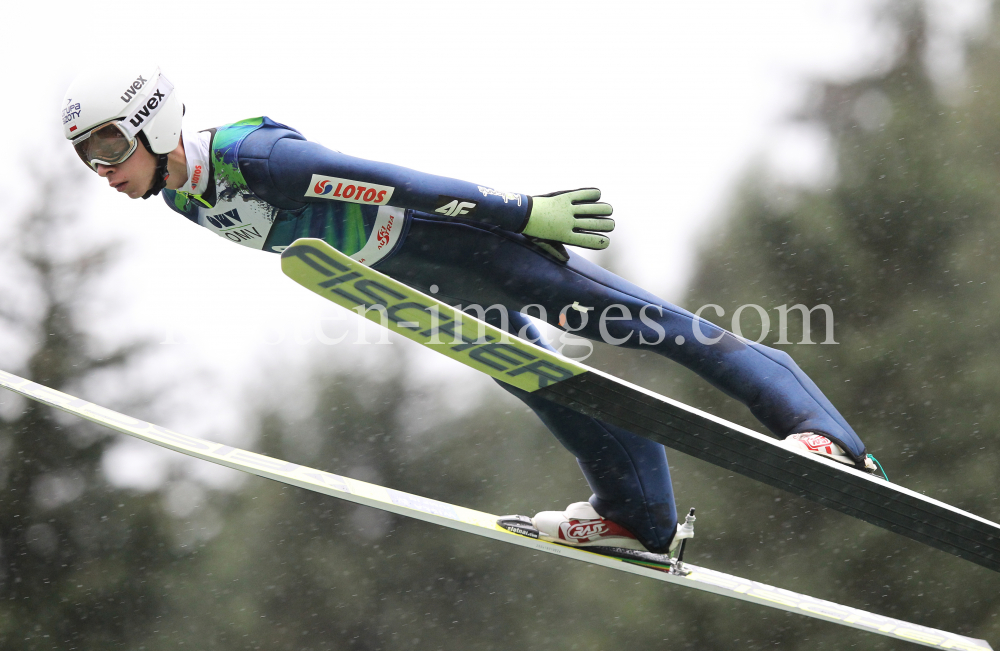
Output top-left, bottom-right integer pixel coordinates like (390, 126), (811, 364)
(71, 73), (175, 171)
(72, 120), (139, 171)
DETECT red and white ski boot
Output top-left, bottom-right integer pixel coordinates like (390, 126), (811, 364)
(530, 501), (648, 551)
(782, 432), (879, 473)
(498, 503), (697, 575)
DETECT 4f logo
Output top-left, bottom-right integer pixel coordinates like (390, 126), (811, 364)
(435, 197), (477, 218)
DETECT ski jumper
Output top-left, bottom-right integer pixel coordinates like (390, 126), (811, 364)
(164, 117), (868, 553)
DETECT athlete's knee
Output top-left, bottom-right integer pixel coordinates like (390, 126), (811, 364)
(749, 341), (797, 369)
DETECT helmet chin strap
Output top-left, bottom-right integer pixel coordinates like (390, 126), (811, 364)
(138, 132), (170, 200)
(142, 153), (170, 200)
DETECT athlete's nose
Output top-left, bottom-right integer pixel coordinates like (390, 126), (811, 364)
(95, 164), (115, 178)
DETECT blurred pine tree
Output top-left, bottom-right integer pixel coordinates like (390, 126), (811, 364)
(602, 2), (1000, 648)
(0, 154), (179, 649)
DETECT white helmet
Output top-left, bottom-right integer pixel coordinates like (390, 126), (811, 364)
(62, 63), (183, 198)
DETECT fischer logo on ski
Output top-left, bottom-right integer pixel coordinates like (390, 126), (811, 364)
(281, 241), (585, 392)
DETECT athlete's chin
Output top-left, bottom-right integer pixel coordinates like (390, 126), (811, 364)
(117, 185), (143, 199)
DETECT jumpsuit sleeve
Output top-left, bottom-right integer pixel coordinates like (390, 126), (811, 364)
(237, 126), (531, 232)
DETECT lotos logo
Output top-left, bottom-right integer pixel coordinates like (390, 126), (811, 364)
(305, 174), (395, 206)
(128, 88), (166, 128)
(564, 521), (608, 541)
(189, 165), (202, 189)
(313, 179), (335, 195)
(120, 75), (148, 104)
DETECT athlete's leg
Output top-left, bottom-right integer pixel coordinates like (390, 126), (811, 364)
(376, 222), (679, 551)
(495, 311), (677, 553)
(375, 216), (866, 462)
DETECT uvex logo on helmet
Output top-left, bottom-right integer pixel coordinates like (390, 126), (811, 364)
(128, 89), (166, 129)
(120, 75), (148, 104)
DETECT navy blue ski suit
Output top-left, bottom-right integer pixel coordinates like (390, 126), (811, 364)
(164, 118), (867, 553)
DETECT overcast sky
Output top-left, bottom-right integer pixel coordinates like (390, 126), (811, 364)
(0, 0), (990, 485)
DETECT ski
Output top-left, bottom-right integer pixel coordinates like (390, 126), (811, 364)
(0, 369), (990, 650)
(281, 238), (1000, 573)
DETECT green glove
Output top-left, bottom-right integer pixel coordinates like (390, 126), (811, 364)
(521, 188), (614, 250)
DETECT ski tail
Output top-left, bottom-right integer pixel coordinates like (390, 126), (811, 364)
(0, 368), (991, 651)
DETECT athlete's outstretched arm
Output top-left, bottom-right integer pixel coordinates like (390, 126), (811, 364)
(239, 126), (614, 249)
(240, 127), (530, 230)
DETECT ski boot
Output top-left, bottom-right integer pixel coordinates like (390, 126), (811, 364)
(782, 433), (886, 479)
(531, 501), (646, 550)
(497, 502), (697, 576)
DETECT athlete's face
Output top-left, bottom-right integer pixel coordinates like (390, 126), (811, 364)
(95, 142), (156, 199)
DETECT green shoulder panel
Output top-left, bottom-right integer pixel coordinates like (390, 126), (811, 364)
(211, 117), (266, 193)
(162, 188), (198, 220)
(167, 117), (377, 257)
